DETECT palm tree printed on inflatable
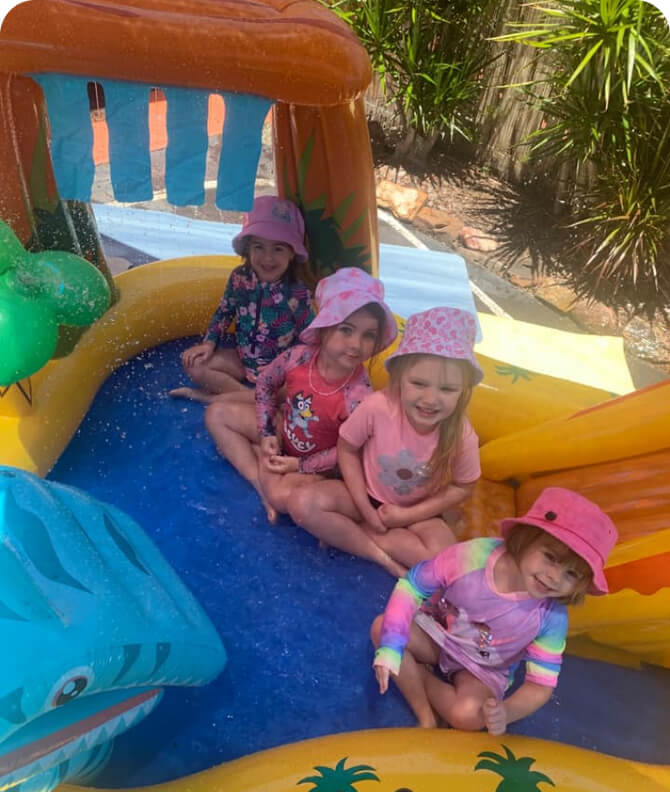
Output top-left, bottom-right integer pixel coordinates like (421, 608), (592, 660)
(296, 746), (555, 791)
(495, 364), (534, 384)
(282, 132), (370, 282)
(476, 745), (555, 791)
(297, 757), (379, 791)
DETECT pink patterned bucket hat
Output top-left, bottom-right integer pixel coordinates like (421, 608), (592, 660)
(384, 306), (483, 384)
(232, 196), (308, 263)
(500, 487), (618, 595)
(300, 267), (398, 349)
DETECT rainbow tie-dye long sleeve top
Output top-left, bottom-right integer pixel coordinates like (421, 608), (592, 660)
(375, 538), (568, 692)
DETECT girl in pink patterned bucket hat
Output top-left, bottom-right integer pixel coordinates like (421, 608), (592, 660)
(384, 306), (483, 384)
(369, 486), (617, 736)
(287, 305), (483, 578)
(300, 266), (398, 350)
(201, 267), (396, 524)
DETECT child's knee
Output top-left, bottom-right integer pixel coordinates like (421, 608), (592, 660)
(204, 401), (227, 428)
(445, 696), (486, 731)
(288, 486), (311, 524)
(369, 614), (384, 647)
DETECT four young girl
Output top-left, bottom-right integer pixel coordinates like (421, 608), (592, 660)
(170, 195), (314, 401)
(175, 194), (618, 735)
(289, 307), (482, 575)
(371, 487), (617, 734)
(204, 267), (397, 524)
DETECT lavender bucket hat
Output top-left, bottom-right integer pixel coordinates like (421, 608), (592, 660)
(232, 196), (308, 263)
(500, 487), (618, 595)
(300, 267), (398, 349)
(384, 306), (483, 385)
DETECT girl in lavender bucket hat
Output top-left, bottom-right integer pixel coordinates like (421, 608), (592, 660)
(371, 487), (617, 735)
(170, 195), (314, 401)
(289, 306), (483, 578)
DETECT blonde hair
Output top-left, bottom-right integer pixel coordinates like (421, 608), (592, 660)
(386, 353), (474, 492)
(504, 523), (593, 605)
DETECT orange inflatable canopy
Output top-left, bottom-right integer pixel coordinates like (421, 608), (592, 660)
(0, 0), (371, 105)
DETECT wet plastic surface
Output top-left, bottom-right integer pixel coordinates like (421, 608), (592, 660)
(50, 339), (670, 785)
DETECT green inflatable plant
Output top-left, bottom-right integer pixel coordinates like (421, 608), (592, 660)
(0, 220), (111, 386)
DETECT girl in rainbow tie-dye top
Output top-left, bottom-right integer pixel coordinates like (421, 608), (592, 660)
(371, 487), (617, 735)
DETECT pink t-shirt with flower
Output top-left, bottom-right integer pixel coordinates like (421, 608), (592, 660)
(339, 389), (480, 506)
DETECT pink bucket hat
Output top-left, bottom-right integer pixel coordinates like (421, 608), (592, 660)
(299, 267), (398, 349)
(232, 196), (308, 263)
(384, 306), (483, 385)
(500, 487), (618, 595)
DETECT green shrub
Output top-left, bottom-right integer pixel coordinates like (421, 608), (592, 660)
(327, 0), (500, 162)
(496, 0), (670, 313)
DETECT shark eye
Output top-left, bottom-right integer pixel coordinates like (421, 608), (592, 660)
(49, 666), (94, 707)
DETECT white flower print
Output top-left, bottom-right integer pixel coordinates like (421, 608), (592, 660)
(377, 449), (431, 496)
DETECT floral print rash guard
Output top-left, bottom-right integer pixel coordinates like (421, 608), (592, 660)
(205, 264), (314, 382)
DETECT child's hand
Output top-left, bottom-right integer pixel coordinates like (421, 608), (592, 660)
(260, 436), (280, 458)
(482, 698), (507, 736)
(265, 455), (300, 474)
(182, 342), (214, 368)
(374, 665), (391, 694)
(377, 503), (408, 529)
(365, 506), (388, 534)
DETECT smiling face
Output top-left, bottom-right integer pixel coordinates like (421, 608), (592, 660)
(247, 236), (294, 283)
(399, 355), (464, 435)
(518, 535), (586, 600)
(319, 306), (381, 377)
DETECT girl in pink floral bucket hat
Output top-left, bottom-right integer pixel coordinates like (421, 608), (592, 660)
(204, 267), (398, 523)
(370, 486), (617, 735)
(288, 306), (482, 578)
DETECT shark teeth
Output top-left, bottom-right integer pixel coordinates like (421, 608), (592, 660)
(0, 692), (161, 791)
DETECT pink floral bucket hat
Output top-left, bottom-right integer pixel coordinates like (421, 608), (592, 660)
(232, 195), (308, 263)
(500, 487), (618, 595)
(300, 267), (398, 349)
(384, 306), (483, 384)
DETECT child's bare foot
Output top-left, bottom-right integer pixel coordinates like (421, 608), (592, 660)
(168, 386), (213, 403)
(264, 501), (278, 524)
(417, 712), (439, 728)
(482, 697), (507, 736)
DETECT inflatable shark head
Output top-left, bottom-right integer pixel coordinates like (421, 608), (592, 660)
(0, 467), (226, 792)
